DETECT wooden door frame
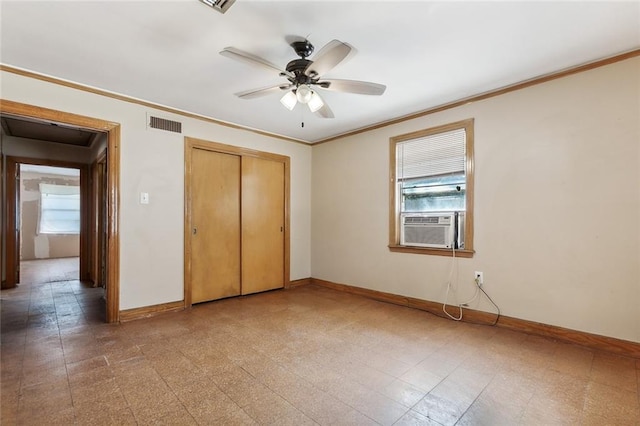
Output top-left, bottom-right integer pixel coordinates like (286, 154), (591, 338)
(1, 100), (121, 323)
(4, 158), (20, 287)
(184, 137), (290, 307)
(91, 149), (107, 288)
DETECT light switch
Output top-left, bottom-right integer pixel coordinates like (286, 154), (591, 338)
(140, 192), (149, 204)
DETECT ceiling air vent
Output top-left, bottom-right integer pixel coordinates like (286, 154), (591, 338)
(199, 0), (236, 14)
(148, 116), (182, 134)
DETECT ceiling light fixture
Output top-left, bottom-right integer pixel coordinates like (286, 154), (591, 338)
(295, 85), (313, 104)
(280, 91), (297, 111)
(308, 92), (324, 113)
(280, 86), (325, 114)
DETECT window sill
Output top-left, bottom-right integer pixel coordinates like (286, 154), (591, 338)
(388, 245), (475, 258)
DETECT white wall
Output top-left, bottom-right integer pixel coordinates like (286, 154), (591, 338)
(312, 57), (640, 343)
(1, 71), (312, 310)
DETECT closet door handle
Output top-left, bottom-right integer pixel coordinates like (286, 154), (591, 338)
(193, 227), (197, 235)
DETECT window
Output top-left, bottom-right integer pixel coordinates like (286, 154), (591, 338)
(389, 119), (474, 257)
(39, 183), (81, 234)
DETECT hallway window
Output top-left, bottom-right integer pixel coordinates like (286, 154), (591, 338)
(39, 183), (80, 234)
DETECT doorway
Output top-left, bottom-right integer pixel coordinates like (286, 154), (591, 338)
(1, 100), (121, 323)
(18, 163), (82, 286)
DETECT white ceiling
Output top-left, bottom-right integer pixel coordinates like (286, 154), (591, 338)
(1, 1), (638, 143)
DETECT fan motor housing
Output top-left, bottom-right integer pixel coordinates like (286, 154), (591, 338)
(285, 59), (311, 74)
(285, 59), (316, 86)
(291, 40), (314, 58)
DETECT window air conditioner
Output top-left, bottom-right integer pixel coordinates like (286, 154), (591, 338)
(401, 213), (456, 248)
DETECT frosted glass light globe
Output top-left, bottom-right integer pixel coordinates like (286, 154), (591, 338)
(296, 85), (312, 104)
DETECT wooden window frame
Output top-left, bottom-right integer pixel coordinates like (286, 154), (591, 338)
(388, 118), (475, 258)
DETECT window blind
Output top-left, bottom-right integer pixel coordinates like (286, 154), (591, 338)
(39, 183), (80, 234)
(397, 128), (466, 181)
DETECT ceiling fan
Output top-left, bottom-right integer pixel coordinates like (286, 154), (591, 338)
(220, 38), (386, 118)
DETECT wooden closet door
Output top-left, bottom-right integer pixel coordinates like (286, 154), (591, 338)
(241, 156), (285, 295)
(191, 148), (241, 303)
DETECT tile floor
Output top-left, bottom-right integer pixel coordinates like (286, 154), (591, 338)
(19, 257), (80, 284)
(1, 259), (639, 425)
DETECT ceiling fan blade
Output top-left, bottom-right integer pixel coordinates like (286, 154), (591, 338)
(304, 40), (352, 77)
(314, 96), (334, 119)
(220, 47), (294, 78)
(235, 84), (292, 99)
(318, 79), (386, 96)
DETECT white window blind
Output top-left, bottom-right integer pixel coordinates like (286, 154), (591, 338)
(397, 128), (466, 181)
(39, 183), (80, 234)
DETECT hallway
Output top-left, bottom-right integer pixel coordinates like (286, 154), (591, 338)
(20, 257), (81, 284)
(1, 257), (105, 332)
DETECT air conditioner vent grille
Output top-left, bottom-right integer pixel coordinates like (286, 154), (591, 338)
(149, 116), (182, 133)
(404, 226), (446, 246)
(199, 0), (236, 14)
(405, 216), (440, 224)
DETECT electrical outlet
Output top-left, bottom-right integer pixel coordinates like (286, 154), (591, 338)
(474, 271), (484, 286)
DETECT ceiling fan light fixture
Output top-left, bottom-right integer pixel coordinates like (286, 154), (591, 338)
(280, 91), (297, 111)
(296, 85), (313, 104)
(221, 38), (383, 120)
(308, 92), (324, 113)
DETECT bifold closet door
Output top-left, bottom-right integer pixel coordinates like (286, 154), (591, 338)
(241, 156), (285, 295)
(191, 148), (241, 303)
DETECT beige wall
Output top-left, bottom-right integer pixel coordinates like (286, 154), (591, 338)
(312, 57), (640, 343)
(2, 56), (637, 343)
(1, 70), (313, 310)
(20, 171), (80, 260)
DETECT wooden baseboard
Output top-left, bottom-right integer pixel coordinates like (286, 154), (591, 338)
(119, 279), (312, 322)
(119, 300), (185, 322)
(310, 278), (640, 359)
(289, 277), (312, 288)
